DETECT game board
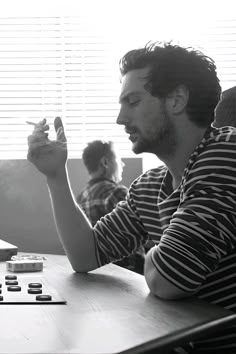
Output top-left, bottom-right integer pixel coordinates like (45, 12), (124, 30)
(0, 275), (66, 304)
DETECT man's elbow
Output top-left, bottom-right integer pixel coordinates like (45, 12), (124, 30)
(72, 266), (90, 273)
(144, 251), (194, 300)
(68, 255), (100, 274)
(145, 273), (193, 300)
(71, 263), (98, 273)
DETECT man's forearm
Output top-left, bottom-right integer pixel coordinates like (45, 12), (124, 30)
(46, 167), (99, 272)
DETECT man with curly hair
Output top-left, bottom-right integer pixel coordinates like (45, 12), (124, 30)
(28, 42), (236, 353)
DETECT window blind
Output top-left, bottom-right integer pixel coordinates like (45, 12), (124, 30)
(0, 16), (236, 159)
(196, 19), (236, 90)
(0, 16), (126, 159)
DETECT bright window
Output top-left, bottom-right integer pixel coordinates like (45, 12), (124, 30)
(0, 15), (125, 159)
(0, 1), (235, 159)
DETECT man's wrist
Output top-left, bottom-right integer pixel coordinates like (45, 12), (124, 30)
(46, 166), (68, 185)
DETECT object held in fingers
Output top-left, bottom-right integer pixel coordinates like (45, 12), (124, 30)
(26, 120), (45, 132)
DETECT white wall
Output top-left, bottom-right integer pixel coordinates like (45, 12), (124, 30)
(141, 153), (163, 172)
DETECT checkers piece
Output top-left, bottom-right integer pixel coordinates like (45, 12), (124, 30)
(6, 280), (18, 286)
(5, 275), (17, 280)
(28, 288), (42, 294)
(28, 283), (42, 289)
(0, 284), (2, 288)
(7, 285), (21, 291)
(36, 294), (52, 301)
(0, 296), (3, 301)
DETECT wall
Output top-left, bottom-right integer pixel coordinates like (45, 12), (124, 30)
(0, 158), (142, 254)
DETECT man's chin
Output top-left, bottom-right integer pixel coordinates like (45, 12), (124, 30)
(131, 139), (154, 155)
(131, 141), (144, 155)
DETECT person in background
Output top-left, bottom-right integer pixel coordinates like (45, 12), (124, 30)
(77, 140), (144, 274)
(27, 42), (236, 353)
(213, 86), (236, 128)
(77, 140), (127, 226)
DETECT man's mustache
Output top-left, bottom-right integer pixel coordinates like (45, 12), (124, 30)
(124, 126), (138, 134)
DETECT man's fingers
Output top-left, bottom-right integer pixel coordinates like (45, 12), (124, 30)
(39, 118), (47, 125)
(54, 116), (67, 143)
(27, 132), (49, 145)
(38, 124), (50, 132)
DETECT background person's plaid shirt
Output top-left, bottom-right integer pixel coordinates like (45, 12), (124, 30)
(77, 177), (128, 227)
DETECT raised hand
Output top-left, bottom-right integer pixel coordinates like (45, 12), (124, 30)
(27, 117), (68, 178)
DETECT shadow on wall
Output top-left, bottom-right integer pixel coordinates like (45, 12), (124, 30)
(0, 158), (142, 254)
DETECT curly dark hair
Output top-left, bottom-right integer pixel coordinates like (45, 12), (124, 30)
(119, 42), (221, 127)
(82, 140), (114, 174)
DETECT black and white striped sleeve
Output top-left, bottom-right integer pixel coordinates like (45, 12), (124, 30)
(151, 141), (236, 293)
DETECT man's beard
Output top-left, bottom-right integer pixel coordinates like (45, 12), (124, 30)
(132, 105), (177, 157)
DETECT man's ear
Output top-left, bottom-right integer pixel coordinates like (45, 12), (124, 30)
(166, 85), (189, 114)
(100, 156), (108, 169)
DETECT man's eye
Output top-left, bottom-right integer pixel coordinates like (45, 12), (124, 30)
(129, 99), (140, 106)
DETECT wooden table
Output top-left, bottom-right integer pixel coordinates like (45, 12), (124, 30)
(0, 253), (236, 354)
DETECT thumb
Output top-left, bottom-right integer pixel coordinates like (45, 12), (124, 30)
(54, 116), (67, 143)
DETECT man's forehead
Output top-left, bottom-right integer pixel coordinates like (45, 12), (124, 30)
(119, 68), (150, 99)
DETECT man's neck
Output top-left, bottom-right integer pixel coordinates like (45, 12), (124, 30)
(162, 125), (209, 190)
(89, 170), (113, 183)
(89, 170), (104, 180)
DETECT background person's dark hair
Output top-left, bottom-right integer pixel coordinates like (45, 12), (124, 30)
(82, 140), (114, 174)
(214, 86), (236, 128)
(119, 42), (222, 127)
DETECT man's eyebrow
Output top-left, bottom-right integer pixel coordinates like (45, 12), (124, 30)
(119, 91), (143, 103)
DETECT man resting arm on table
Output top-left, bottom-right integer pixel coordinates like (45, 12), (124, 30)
(27, 42), (236, 307)
(28, 43), (236, 353)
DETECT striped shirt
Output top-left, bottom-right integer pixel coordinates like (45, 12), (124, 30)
(93, 126), (236, 353)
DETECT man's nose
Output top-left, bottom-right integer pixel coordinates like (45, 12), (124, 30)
(116, 107), (128, 125)
(116, 109), (123, 125)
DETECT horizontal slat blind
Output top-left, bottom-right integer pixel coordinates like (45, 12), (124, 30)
(0, 16), (126, 159)
(0, 16), (236, 159)
(196, 19), (236, 90)
(63, 17), (124, 157)
(0, 17), (62, 158)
